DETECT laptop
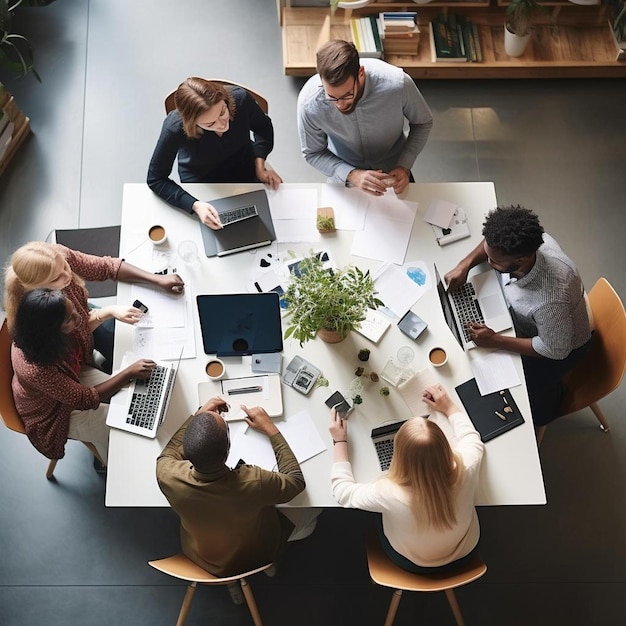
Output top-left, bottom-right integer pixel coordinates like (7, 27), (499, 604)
(371, 420), (407, 471)
(199, 189), (276, 257)
(106, 356), (180, 438)
(434, 264), (512, 351)
(196, 292), (283, 356)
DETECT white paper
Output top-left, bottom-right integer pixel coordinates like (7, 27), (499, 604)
(273, 219), (321, 243)
(424, 198), (458, 228)
(226, 410), (327, 470)
(373, 262), (430, 317)
(470, 351), (522, 396)
(267, 187), (318, 220)
(319, 184), (367, 230)
(131, 283), (186, 328)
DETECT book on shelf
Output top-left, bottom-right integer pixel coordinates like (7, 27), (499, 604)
(429, 19), (467, 62)
(350, 17), (382, 58)
(429, 14), (482, 63)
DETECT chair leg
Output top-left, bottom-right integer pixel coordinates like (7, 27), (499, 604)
(176, 582), (197, 626)
(444, 589), (465, 626)
(240, 578), (264, 626)
(590, 402), (610, 432)
(46, 459), (58, 479)
(384, 590), (402, 626)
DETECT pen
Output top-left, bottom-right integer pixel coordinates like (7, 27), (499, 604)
(495, 411), (506, 421)
(228, 386), (263, 396)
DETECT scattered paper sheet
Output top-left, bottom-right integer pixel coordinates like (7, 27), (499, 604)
(273, 219), (320, 243)
(424, 198), (457, 228)
(226, 410), (327, 470)
(319, 184), (367, 230)
(267, 187), (317, 220)
(374, 261), (430, 317)
(470, 351), (522, 396)
(131, 283), (185, 328)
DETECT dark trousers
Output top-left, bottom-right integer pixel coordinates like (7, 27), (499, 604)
(522, 337), (592, 426)
(91, 316), (115, 375)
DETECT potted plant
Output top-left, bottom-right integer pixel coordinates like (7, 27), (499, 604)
(0, 0), (57, 80)
(504, 0), (542, 57)
(283, 254), (383, 345)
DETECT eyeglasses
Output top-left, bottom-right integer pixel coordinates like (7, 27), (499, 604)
(322, 77), (358, 103)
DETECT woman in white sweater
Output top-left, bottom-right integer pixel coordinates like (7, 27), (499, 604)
(329, 384), (484, 571)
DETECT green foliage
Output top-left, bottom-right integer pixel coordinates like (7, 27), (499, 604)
(0, 0), (56, 81)
(505, 0), (544, 37)
(283, 254), (383, 345)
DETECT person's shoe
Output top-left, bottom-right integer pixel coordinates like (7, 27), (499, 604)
(227, 582), (244, 605)
(93, 458), (107, 475)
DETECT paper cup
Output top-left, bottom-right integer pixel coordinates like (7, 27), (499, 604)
(428, 347), (448, 368)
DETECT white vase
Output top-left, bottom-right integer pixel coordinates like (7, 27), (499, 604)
(504, 24), (531, 57)
(337, 0), (371, 8)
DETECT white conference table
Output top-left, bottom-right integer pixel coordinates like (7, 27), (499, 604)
(105, 182), (546, 508)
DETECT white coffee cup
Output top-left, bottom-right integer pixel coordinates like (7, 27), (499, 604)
(428, 346), (448, 368)
(205, 358), (225, 380)
(148, 224), (167, 245)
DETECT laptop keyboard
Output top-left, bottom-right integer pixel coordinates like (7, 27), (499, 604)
(219, 204), (258, 226)
(374, 438), (395, 472)
(126, 365), (169, 430)
(450, 283), (485, 343)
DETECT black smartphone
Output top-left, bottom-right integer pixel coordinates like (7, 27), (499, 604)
(324, 390), (353, 418)
(132, 299), (149, 315)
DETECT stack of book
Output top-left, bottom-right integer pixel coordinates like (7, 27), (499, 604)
(350, 16), (383, 58)
(610, 0), (626, 61)
(429, 13), (482, 63)
(379, 11), (420, 56)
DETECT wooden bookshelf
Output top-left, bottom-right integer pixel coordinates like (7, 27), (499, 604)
(0, 88), (31, 177)
(280, 1), (626, 78)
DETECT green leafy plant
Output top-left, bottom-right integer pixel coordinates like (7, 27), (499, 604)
(505, 0), (544, 37)
(0, 0), (56, 81)
(283, 254), (383, 345)
(316, 214), (335, 232)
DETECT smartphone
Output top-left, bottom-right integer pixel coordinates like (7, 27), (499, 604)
(132, 299), (149, 315)
(324, 390), (353, 418)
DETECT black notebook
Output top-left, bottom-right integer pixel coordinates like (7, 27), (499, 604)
(455, 378), (525, 442)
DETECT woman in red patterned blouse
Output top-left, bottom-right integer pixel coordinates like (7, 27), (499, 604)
(4, 241), (184, 373)
(11, 289), (156, 463)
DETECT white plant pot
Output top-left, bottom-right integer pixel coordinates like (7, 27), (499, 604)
(337, 0), (371, 8)
(504, 24), (531, 57)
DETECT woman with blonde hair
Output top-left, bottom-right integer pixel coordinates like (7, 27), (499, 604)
(328, 384), (484, 571)
(147, 77), (282, 229)
(4, 241), (184, 374)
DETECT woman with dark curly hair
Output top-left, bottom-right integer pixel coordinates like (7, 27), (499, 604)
(147, 77), (282, 229)
(11, 289), (156, 468)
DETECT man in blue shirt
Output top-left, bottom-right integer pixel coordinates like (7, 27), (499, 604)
(297, 40), (433, 196)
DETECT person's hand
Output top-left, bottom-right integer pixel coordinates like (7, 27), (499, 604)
(126, 359), (157, 382)
(257, 167), (282, 190)
(107, 305), (144, 325)
(444, 262), (470, 292)
(387, 166), (410, 194)
(192, 201), (223, 230)
(347, 169), (389, 196)
(466, 322), (498, 348)
(155, 273), (185, 295)
(197, 396), (229, 415)
(328, 407), (348, 442)
(241, 405), (279, 437)
(422, 384), (459, 417)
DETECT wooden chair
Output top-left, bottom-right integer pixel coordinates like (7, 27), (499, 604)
(366, 532), (487, 626)
(537, 278), (626, 447)
(0, 320), (103, 478)
(148, 553), (273, 626)
(164, 78), (269, 115)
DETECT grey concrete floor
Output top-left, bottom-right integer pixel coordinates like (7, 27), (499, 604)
(1, 1), (626, 624)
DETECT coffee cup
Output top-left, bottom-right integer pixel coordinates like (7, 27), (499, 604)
(428, 347), (448, 368)
(148, 224), (167, 245)
(205, 358), (225, 380)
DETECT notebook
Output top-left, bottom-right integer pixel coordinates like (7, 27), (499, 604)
(106, 359), (179, 438)
(199, 189), (276, 257)
(434, 264), (512, 351)
(197, 374), (283, 421)
(455, 378), (525, 442)
(196, 292), (283, 356)
(371, 420), (407, 471)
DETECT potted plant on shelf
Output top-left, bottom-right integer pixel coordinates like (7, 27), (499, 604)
(283, 254), (383, 345)
(504, 0), (543, 57)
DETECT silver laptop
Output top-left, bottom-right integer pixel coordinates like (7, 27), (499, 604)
(199, 189), (276, 257)
(371, 420), (407, 471)
(106, 359), (179, 438)
(434, 264), (512, 351)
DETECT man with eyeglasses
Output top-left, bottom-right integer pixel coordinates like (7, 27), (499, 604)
(156, 397), (319, 582)
(297, 39), (433, 196)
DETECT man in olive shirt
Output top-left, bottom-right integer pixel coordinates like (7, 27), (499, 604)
(156, 397), (309, 577)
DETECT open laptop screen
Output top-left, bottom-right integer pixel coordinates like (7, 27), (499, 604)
(196, 293), (283, 356)
(434, 265), (464, 349)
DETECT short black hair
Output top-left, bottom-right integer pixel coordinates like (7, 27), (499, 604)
(482, 205), (545, 256)
(183, 412), (229, 471)
(12, 288), (70, 365)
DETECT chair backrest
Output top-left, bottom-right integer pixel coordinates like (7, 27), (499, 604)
(0, 320), (26, 435)
(164, 78), (269, 116)
(560, 278), (626, 416)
